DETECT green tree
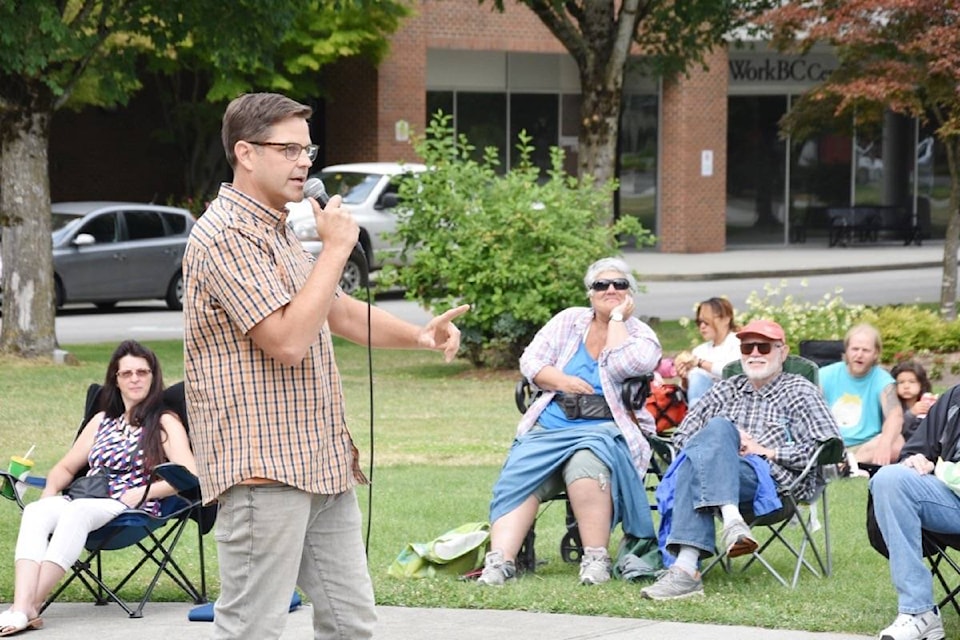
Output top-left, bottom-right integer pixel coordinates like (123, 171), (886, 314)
(760, 0), (960, 318)
(380, 112), (651, 368)
(0, 0), (407, 358)
(148, 1), (409, 200)
(480, 0), (775, 211)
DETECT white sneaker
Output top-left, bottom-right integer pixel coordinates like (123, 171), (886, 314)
(476, 550), (516, 586)
(578, 547), (611, 585)
(878, 608), (945, 640)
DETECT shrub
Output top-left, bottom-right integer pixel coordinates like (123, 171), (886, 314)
(859, 306), (948, 362)
(738, 279), (865, 352)
(735, 281), (960, 364)
(378, 112), (652, 368)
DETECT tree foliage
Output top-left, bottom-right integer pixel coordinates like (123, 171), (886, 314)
(759, 0), (960, 319)
(0, 0), (408, 358)
(379, 112), (652, 368)
(479, 0), (775, 208)
(146, 1), (409, 202)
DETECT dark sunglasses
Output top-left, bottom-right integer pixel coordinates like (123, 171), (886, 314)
(590, 278), (630, 291)
(740, 342), (780, 355)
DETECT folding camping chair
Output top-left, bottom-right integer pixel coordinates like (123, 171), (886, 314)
(798, 339), (845, 368)
(512, 374), (669, 572)
(866, 491), (960, 616)
(0, 382), (213, 618)
(699, 356), (845, 587)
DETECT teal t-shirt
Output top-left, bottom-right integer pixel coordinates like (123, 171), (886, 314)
(538, 341), (606, 430)
(819, 362), (894, 446)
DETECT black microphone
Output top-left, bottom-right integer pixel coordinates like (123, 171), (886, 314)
(303, 177), (365, 257)
(303, 177), (331, 207)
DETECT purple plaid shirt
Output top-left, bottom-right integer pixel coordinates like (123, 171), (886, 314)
(518, 307), (662, 478)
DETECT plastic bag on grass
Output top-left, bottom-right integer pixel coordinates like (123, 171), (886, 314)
(388, 522), (490, 578)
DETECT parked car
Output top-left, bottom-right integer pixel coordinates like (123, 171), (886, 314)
(287, 162), (427, 294)
(1, 202), (194, 311)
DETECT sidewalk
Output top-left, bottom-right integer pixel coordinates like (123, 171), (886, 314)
(18, 602), (874, 639)
(624, 241), (945, 281)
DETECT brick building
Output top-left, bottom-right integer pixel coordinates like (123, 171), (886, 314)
(52, 1), (946, 251)
(319, 2), (945, 250)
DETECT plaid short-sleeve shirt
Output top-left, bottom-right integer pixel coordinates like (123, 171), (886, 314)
(182, 184), (363, 503)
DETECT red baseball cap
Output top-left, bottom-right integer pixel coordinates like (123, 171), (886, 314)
(736, 319), (785, 342)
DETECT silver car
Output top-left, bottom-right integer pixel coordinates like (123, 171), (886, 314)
(287, 162), (427, 294)
(34, 202), (193, 310)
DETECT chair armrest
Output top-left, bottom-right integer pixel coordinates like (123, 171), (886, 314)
(515, 377), (540, 414)
(152, 462), (201, 495)
(780, 437), (846, 494)
(1, 470), (46, 510)
(620, 374), (654, 413)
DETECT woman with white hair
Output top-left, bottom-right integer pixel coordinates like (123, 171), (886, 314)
(477, 257), (661, 587)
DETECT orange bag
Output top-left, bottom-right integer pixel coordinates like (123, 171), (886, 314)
(645, 383), (688, 434)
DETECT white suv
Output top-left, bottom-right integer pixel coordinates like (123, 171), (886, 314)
(287, 162), (426, 294)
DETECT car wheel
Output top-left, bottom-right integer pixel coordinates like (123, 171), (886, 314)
(95, 301), (117, 310)
(165, 271), (183, 311)
(55, 278), (65, 309)
(339, 249), (368, 295)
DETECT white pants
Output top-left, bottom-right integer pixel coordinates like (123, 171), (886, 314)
(15, 496), (127, 570)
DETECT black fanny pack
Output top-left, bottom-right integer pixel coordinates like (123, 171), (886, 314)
(554, 393), (614, 420)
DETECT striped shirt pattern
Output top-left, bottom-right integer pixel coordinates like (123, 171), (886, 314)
(182, 184), (361, 503)
(673, 372), (841, 501)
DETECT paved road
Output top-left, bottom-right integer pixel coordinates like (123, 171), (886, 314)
(48, 267), (942, 345)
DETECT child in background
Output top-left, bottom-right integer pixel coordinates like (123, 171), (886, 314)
(890, 360), (936, 443)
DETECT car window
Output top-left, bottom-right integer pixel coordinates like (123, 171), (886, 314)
(124, 210), (165, 240)
(319, 172), (383, 205)
(78, 213), (118, 244)
(161, 212), (188, 235)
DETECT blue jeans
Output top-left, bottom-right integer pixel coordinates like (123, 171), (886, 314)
(213, 485), (376, 640)
(667, 417), (760, 558)
(871, 464), (960, 614)
(685, 368), (716, 407)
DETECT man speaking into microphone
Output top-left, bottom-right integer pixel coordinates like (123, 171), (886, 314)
(181, 92), (469, 640)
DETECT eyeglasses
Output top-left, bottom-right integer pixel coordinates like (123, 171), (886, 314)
(696, 318), (710, 326)
(247, 141), (319, 162)
(117, 368), (152, 380)
(590, 278), (630, 291)
(739, 342), (781, 355)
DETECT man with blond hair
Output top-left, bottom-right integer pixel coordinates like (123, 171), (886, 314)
(820, 323), (902, 467)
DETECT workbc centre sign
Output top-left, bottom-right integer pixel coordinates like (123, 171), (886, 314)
(728, 53), (836, 89)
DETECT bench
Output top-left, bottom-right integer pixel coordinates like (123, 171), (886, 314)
(792, 205), (928, 247)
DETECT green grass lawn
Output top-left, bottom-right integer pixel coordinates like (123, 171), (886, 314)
(0, 336), (955, 636)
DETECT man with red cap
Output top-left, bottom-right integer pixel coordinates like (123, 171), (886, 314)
(641, 319), (840, 600)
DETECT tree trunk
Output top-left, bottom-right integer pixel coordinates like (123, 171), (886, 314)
(577, 70), (624, 225)
(939, 138), (960, 320)
(0, 107), (57, 358)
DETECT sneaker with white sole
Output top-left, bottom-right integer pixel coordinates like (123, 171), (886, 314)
(878, 608), (945, 640)
(720, 518), (758, 558)
(639, 565), (704, 600)
(476, 550), (516, 586)
(578, 546), (611, 585)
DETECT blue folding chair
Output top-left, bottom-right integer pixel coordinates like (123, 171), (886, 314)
(1, 382), (214, 618)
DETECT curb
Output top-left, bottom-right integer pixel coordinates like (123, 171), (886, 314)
(637, 261), (941, 282)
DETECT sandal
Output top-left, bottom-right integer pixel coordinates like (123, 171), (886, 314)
(0, 610), (43, 637)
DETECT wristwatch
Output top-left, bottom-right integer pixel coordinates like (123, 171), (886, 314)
(610, 312), (624, 322)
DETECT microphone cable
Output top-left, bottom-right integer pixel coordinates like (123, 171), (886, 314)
(355, 248), (375, 555)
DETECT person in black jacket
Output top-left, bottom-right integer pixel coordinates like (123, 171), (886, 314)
(869, 384), (960, 640)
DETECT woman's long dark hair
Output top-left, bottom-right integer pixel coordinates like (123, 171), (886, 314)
(99, 340), (169, 472)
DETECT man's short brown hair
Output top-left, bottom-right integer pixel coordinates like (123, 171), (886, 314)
(222, 93), (313, 169)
